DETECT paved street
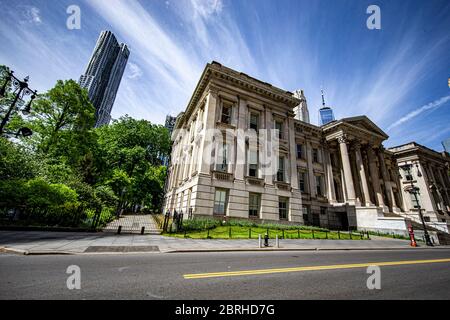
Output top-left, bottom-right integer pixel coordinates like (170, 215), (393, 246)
(1, 249), (450, 299)
(0, 231), (415, 254)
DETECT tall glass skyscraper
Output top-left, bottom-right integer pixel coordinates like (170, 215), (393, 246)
(318, 89), (335, 126)
(79, 31), (130, 127)
(319, 107), (335, 125)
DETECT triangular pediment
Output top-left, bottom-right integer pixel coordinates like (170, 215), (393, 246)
(341, 116), (388, 139)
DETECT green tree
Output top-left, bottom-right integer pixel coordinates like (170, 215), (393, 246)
(0, 138), (37, 180)
(27, 80), (96, 163)
(96, 116), (171, 214)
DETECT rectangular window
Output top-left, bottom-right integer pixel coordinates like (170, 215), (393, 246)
(410, 193), (420, 209)
(214, 189), (228, 215)
(316, 176), (322, 196)
(250, 113), (259, 131)
(249, 193), (261, 217)
(302, 205), (310, 224)
(403, 166), (413, 181)
(297, 144), (303, 159)
(275, 121), (283, 139)
(313, 148), (319, 163)
(216, 137), (228, 172)
(248, 149), (258, 177)
(299, 171), (306, 192)
(277, 156), (285, 182)
(279, 197), (288, 220)
(221, 104), (232, 124)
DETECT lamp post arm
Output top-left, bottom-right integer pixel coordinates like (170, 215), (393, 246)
(0, 86), (24, 135)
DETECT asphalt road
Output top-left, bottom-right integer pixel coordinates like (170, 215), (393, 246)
(1, 249), (450, 299)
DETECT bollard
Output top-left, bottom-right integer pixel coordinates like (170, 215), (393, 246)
(141, 226), (145, 235)
(264, 233), (269, 247)
(117, 225), (122, 234)
(207, 229), (210, 239)
(325, 231), (328, 239)
(258, 234), (262, 248)
(312, 229), (315, 239)
(338, 230), (341, 239)
(298, 229), (300, 239)
(276, 235), (279, 248)
(229, 227), (232, 239)
(249, 228), (252, 239)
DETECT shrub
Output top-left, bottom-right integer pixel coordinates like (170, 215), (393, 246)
(94, 185), (118, 208)
(182, 218), (222, 231)
(180, 218), (329, 233)
(0, 138), (38, 180)
(25, 179), (80, 226)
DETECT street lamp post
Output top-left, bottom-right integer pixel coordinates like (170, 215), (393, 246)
(405, 163), (433, 246)
(0, 70), (37, 136)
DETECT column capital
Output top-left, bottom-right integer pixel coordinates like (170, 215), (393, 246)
(352, 141), (362, 150)
(337, 134), (349, 144)
(208, 85), (219, 96)
(367, 141), (379, 149)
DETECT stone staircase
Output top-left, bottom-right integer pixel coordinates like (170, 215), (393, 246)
(383, 211), (450, 245)
(103, 214), (162, 234)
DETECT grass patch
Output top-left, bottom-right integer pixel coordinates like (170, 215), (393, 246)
(164, 225), (368, 240)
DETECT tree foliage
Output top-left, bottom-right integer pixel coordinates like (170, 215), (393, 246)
(0, 66), (171, 227)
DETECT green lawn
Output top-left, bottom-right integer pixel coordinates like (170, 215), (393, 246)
(165, 226), (368, 240)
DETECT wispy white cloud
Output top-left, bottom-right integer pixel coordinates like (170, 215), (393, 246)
(127, 62), (143, 80)
(191, 0), (223, 19)
(387, 95), (450, 131)
(86, 0), (202, 93)
(20, 5), (42, 25)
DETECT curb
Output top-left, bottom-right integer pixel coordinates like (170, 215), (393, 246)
(162, 246), (448, 253)
(2, 245), (448, 256)
(0, 247), (75, 255)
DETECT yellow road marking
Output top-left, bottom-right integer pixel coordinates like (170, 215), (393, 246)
(183, 258), (450, 279)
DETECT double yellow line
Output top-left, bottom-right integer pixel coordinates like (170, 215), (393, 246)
(184, 258), (450, 279)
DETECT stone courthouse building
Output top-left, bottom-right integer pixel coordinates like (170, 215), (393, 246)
(164, 61), (450, 235)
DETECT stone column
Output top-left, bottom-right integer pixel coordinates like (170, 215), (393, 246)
(377, 148), (399, 212)
(338, 135), (356, 203)
(234, 96), (247, 180)
(437, 168), (450, 208)
(428, 163), (445, 211)
(367, 145), (386, 210)
(354, 143), (372, 206)
(324, 147), (337, 203)
(264, 107), (273, 186)
(288, 118), (299, 189)
(198, 92), (217, 174)
(306, 141), (316, 198)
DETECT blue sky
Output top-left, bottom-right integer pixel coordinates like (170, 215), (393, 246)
(0, 0), (449, 151)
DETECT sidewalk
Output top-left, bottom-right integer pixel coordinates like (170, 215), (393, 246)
(0, 231), (440, 255)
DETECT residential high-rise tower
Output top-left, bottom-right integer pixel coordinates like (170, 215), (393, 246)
(79, 31), (130, 127)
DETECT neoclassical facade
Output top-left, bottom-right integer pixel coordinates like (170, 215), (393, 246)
(389, 143), (450, 232)
(164, 62), (449, 235)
